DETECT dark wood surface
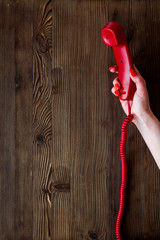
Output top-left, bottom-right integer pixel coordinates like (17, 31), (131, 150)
(0, 0), (160, 239)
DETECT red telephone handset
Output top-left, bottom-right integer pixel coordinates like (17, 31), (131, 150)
(101, 22), (136, 240)
(101, 22), (136, 100)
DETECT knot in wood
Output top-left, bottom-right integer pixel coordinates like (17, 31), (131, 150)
(112, 8), (119, 21)
(36, 134), (44, 143)
(36, 33), (49, 53)
(15, 74), (22, 90)
(49, 182), (70, 192)
(52, 86), (58, 94)
(88, 231), (98, 239)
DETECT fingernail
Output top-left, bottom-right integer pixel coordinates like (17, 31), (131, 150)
(129, 68), (136, 77)
(109, 66), (114, 71)
(114, 90), (120, 96)
(115, 84), (120, 90)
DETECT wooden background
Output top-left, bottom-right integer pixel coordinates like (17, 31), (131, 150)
(0, 0), (160, 239)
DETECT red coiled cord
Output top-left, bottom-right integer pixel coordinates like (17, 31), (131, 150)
(116, 101), (134, 240)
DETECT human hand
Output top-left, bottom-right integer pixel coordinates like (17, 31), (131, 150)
(110, 64), (153, 125)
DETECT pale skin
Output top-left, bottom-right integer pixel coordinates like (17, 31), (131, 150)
(110, 64), (160, 169)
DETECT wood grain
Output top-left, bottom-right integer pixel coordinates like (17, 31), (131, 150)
(33, 0), (52, 239)
(0, 0), (160, 239)
(14, 1), (33, 239)
(52, 1), (109, 239)
(0, 1), (15, 239)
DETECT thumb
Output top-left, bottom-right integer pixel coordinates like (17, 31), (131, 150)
(129, 64), (146, 94)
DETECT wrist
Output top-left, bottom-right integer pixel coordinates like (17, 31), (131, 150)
(132, 109), (155, 130)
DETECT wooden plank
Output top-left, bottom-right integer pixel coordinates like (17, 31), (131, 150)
(33, 0), (52, 239)
(0, 0), (160, 239)
(108, 0), (160, 239)
(51, 0), (160, 239)
(51, 1), (72, 239)
(0, 0), (34, 239)
(0, 1), (15, 239)
(14, 0), (33, 239)
(52, 0), (109, 239)
(143, 1), (160, 239)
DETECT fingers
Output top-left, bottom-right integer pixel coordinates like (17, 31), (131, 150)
(109, 64), (120, 96)
(111, 77), (121, 96)
(129, 65), (146, 94)
(113, 77), (121, 88)
(109, 65), (118, 73)
(133, 64), (141, 75)
(111, 87), (120, 97)
(109, 63), (147, 98)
